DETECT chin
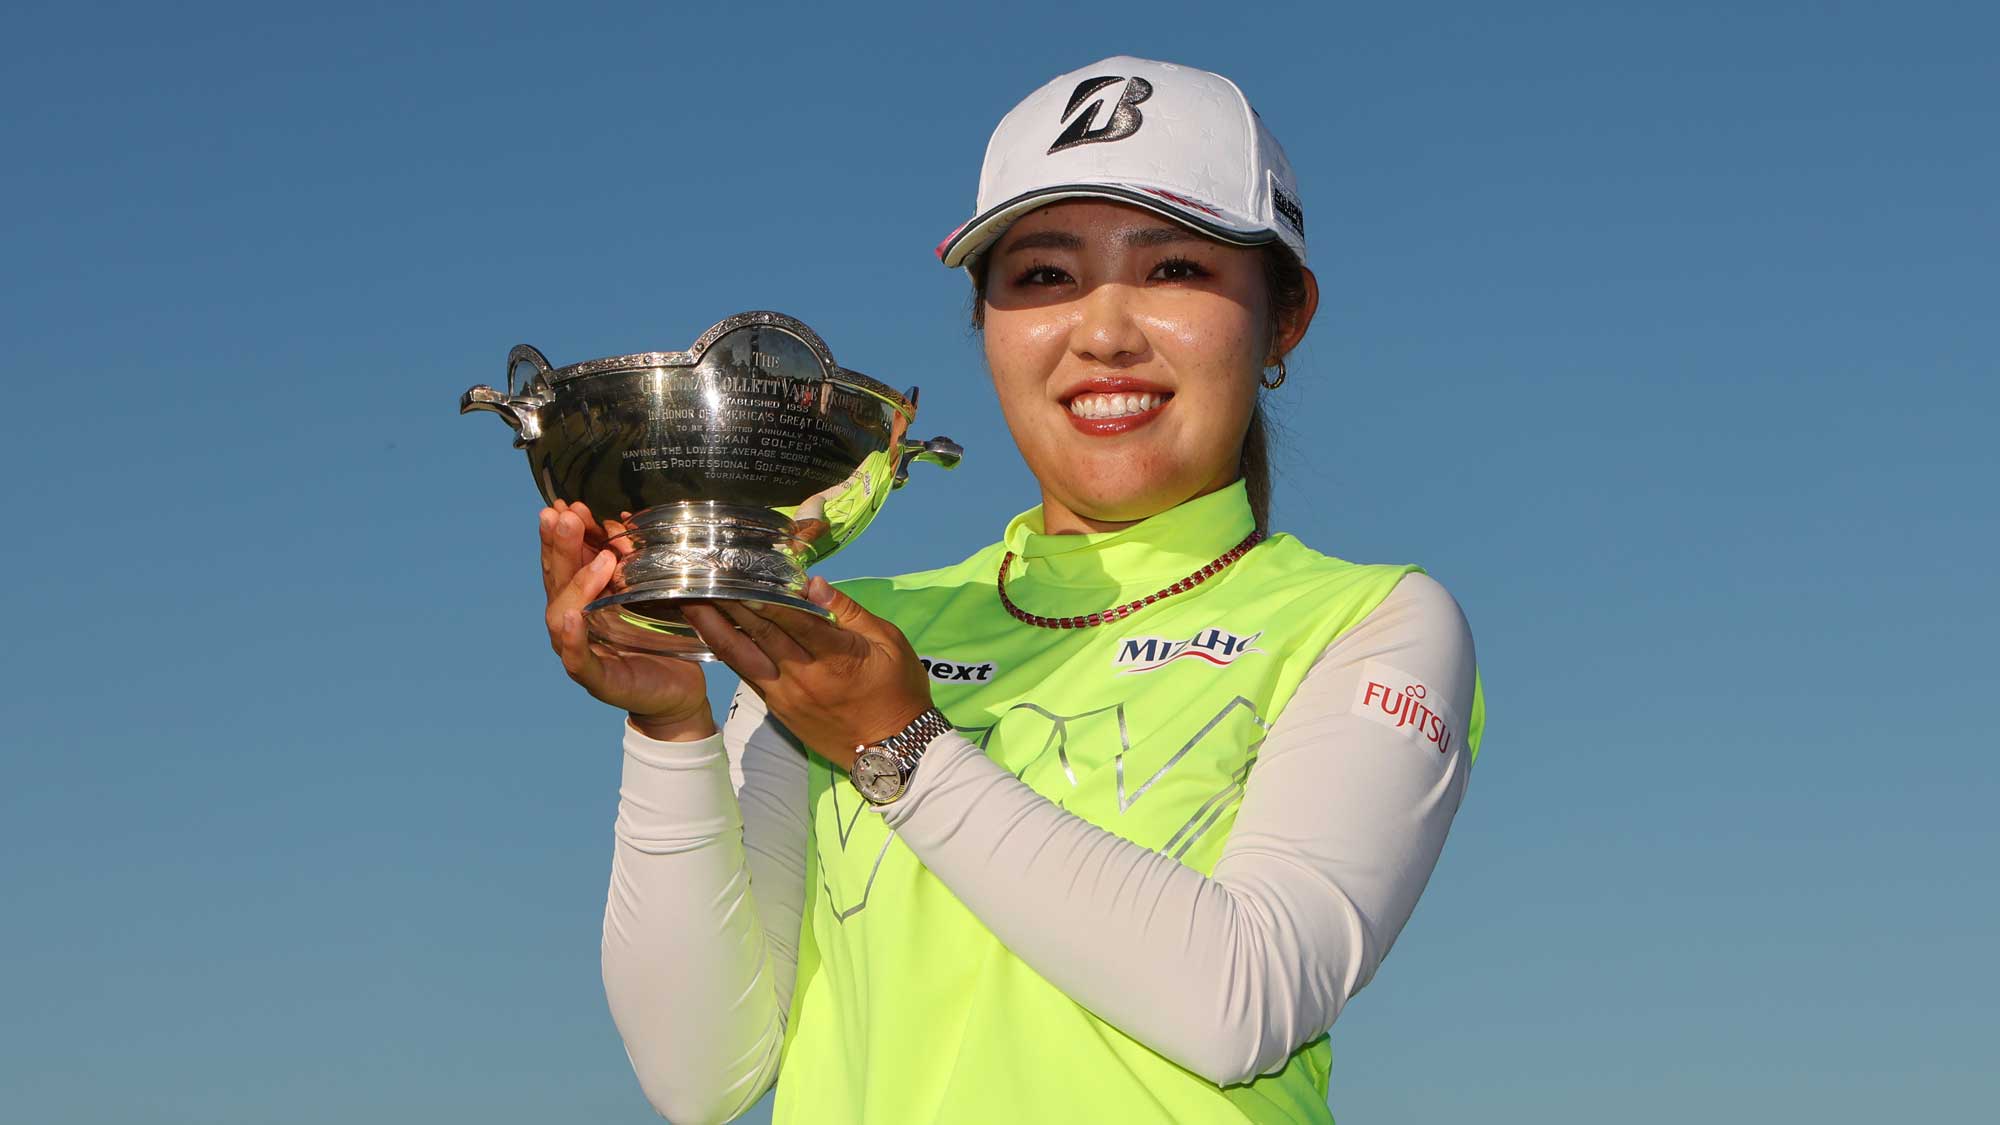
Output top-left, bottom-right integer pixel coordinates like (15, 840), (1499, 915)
(1026, 434), (1228, 524)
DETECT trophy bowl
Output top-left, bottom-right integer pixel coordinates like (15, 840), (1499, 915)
(461, 310), (962, 659)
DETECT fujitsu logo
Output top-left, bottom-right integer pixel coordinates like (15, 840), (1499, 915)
(1352, 660), (1456, 755)
(1048, 75), (1153, 154)
(1113, 627), (1264, 674)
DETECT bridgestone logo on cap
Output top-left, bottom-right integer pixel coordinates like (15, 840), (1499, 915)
(1048, 76), (1154, 154)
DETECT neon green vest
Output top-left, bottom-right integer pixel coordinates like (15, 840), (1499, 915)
(772, 481), (1485, 1123)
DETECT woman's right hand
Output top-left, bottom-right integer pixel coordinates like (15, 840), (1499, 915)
(541, 500), (718, 742)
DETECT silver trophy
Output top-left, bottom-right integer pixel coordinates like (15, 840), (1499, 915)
(462, 310), (962, 659)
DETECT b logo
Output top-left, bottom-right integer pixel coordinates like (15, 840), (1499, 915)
(1048, 76), (1153, 154)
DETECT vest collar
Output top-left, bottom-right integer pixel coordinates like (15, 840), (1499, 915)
(999, 480), (1257, 591)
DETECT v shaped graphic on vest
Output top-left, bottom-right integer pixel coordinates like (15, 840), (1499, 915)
(820, 780), (894, 923)
(961, 695), (1271, 814)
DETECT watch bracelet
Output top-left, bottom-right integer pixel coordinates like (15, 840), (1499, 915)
(882, 706), (953, 770)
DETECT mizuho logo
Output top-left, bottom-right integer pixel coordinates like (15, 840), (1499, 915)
(1112, 627), (1264, 675)
(1048, 75), (1153, 154)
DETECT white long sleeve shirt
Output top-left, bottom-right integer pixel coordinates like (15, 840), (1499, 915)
(601, 571), (1478, 1123)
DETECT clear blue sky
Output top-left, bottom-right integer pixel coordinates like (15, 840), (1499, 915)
(3, 2), (1994, 1121)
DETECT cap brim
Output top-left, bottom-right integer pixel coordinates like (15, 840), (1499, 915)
(936, 183), (1278, 269)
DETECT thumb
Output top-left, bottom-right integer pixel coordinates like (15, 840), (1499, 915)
(806, 575), (881, 635)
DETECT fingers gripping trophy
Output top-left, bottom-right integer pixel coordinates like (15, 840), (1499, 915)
(461, 311), (962, 667)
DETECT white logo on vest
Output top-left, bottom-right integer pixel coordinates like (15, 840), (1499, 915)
(918, 655), (998, 683)
(1112, 627), (1265, 675)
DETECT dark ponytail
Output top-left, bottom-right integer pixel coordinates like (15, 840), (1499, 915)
(1250, 243), (1309, 534)
(970, 240), (1308, 534)
(1240, 401), (1273, 535)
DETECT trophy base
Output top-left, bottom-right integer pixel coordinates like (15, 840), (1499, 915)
(581, 502), (836, 660)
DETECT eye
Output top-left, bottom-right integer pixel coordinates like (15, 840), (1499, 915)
(1149, 256), (1211, 282)
(1012, 261), (1073, 287)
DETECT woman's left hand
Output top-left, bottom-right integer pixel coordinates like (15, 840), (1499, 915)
(682, 576), (935, 773)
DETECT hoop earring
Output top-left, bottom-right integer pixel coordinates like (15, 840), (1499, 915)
(1260, 358), (1287, 390)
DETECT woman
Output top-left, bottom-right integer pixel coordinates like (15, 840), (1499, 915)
(542, 56), (1486, 1124)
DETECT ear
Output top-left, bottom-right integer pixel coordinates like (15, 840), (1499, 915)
(1270, 266), (1321, 363)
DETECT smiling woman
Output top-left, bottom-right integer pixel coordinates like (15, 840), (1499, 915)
(546, 54), (1489, 1125)
(983, 204), (1283, 527)
(971, 210), (1315, 533)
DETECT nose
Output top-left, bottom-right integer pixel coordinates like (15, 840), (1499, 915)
(1070, 281), (1148, 368)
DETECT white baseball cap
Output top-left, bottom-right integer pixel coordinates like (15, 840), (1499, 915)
(936, 55), (1308, 271)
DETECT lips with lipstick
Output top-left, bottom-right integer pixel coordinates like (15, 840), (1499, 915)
(1061, 378), (1173, 434)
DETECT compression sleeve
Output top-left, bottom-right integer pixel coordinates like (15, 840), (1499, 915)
(603, 569), (1476, 1104)
(872, 570), (1477, 1086)
(600, 686), (809, 1125)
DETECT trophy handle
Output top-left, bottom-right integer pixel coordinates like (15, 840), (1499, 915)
(460, 385), (545, 447)
(893, 436), (963, 488)
(460, 345), (556, 448)
(508, 344), (555, 395)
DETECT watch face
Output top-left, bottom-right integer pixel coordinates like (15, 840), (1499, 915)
(853, 749), (903, 803)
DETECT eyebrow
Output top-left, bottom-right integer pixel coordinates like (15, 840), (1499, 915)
(996, 230), (1084, 254)
(994, 224), (1206, 256)
(1122, 226), (1204, 248)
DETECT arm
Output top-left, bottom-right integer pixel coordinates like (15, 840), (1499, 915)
(874, 571), (1479, 1086)
(601, 684), (811, 1124)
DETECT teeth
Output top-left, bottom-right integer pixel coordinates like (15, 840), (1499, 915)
(1069, 391), (1165, 419)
